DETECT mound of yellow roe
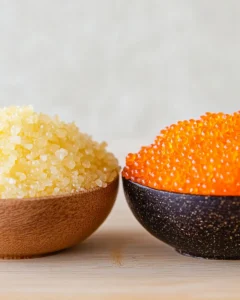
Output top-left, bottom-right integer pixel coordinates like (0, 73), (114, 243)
(0, 106), (119, 199)
(122, 111), (240, 196)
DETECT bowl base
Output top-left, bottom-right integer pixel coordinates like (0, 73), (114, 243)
(176, 249), (240, 260)
(0, 254), (44, 260)
(0, 248), (67, 259)
(0, 253), (54, 259)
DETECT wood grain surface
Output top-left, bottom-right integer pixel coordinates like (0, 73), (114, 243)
(0, 140), (240, 300)
(0, 177), (118, 258)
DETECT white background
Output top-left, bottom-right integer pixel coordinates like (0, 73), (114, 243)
(0, 0), (239, 144)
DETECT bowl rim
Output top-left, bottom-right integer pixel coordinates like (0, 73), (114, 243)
(0, 175), (119, 203)
(122, 176), (240, 199)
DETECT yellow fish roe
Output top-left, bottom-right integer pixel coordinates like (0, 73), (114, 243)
(0, 106), (119, 199)
(123, 111), (240, 196)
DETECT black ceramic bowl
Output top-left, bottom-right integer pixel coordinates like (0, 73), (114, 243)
(123, 177), (240, 259)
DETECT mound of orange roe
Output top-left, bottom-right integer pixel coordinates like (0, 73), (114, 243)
(122, 111), (240, 196)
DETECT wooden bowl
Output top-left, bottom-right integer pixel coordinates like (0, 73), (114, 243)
(123, 177), (240, 259)
(0, 176), (119, 259)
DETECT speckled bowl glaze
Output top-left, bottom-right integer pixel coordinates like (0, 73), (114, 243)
(123, 177), (240, 259)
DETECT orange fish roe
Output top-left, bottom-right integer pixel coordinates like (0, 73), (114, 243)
(122, 111), (240, 196)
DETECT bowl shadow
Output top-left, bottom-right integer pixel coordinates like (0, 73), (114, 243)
(12, 228), (240, 282)
(51, 229), (177, 263)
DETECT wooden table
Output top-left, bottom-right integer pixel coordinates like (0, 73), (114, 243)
(1, 140), (240, 300)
